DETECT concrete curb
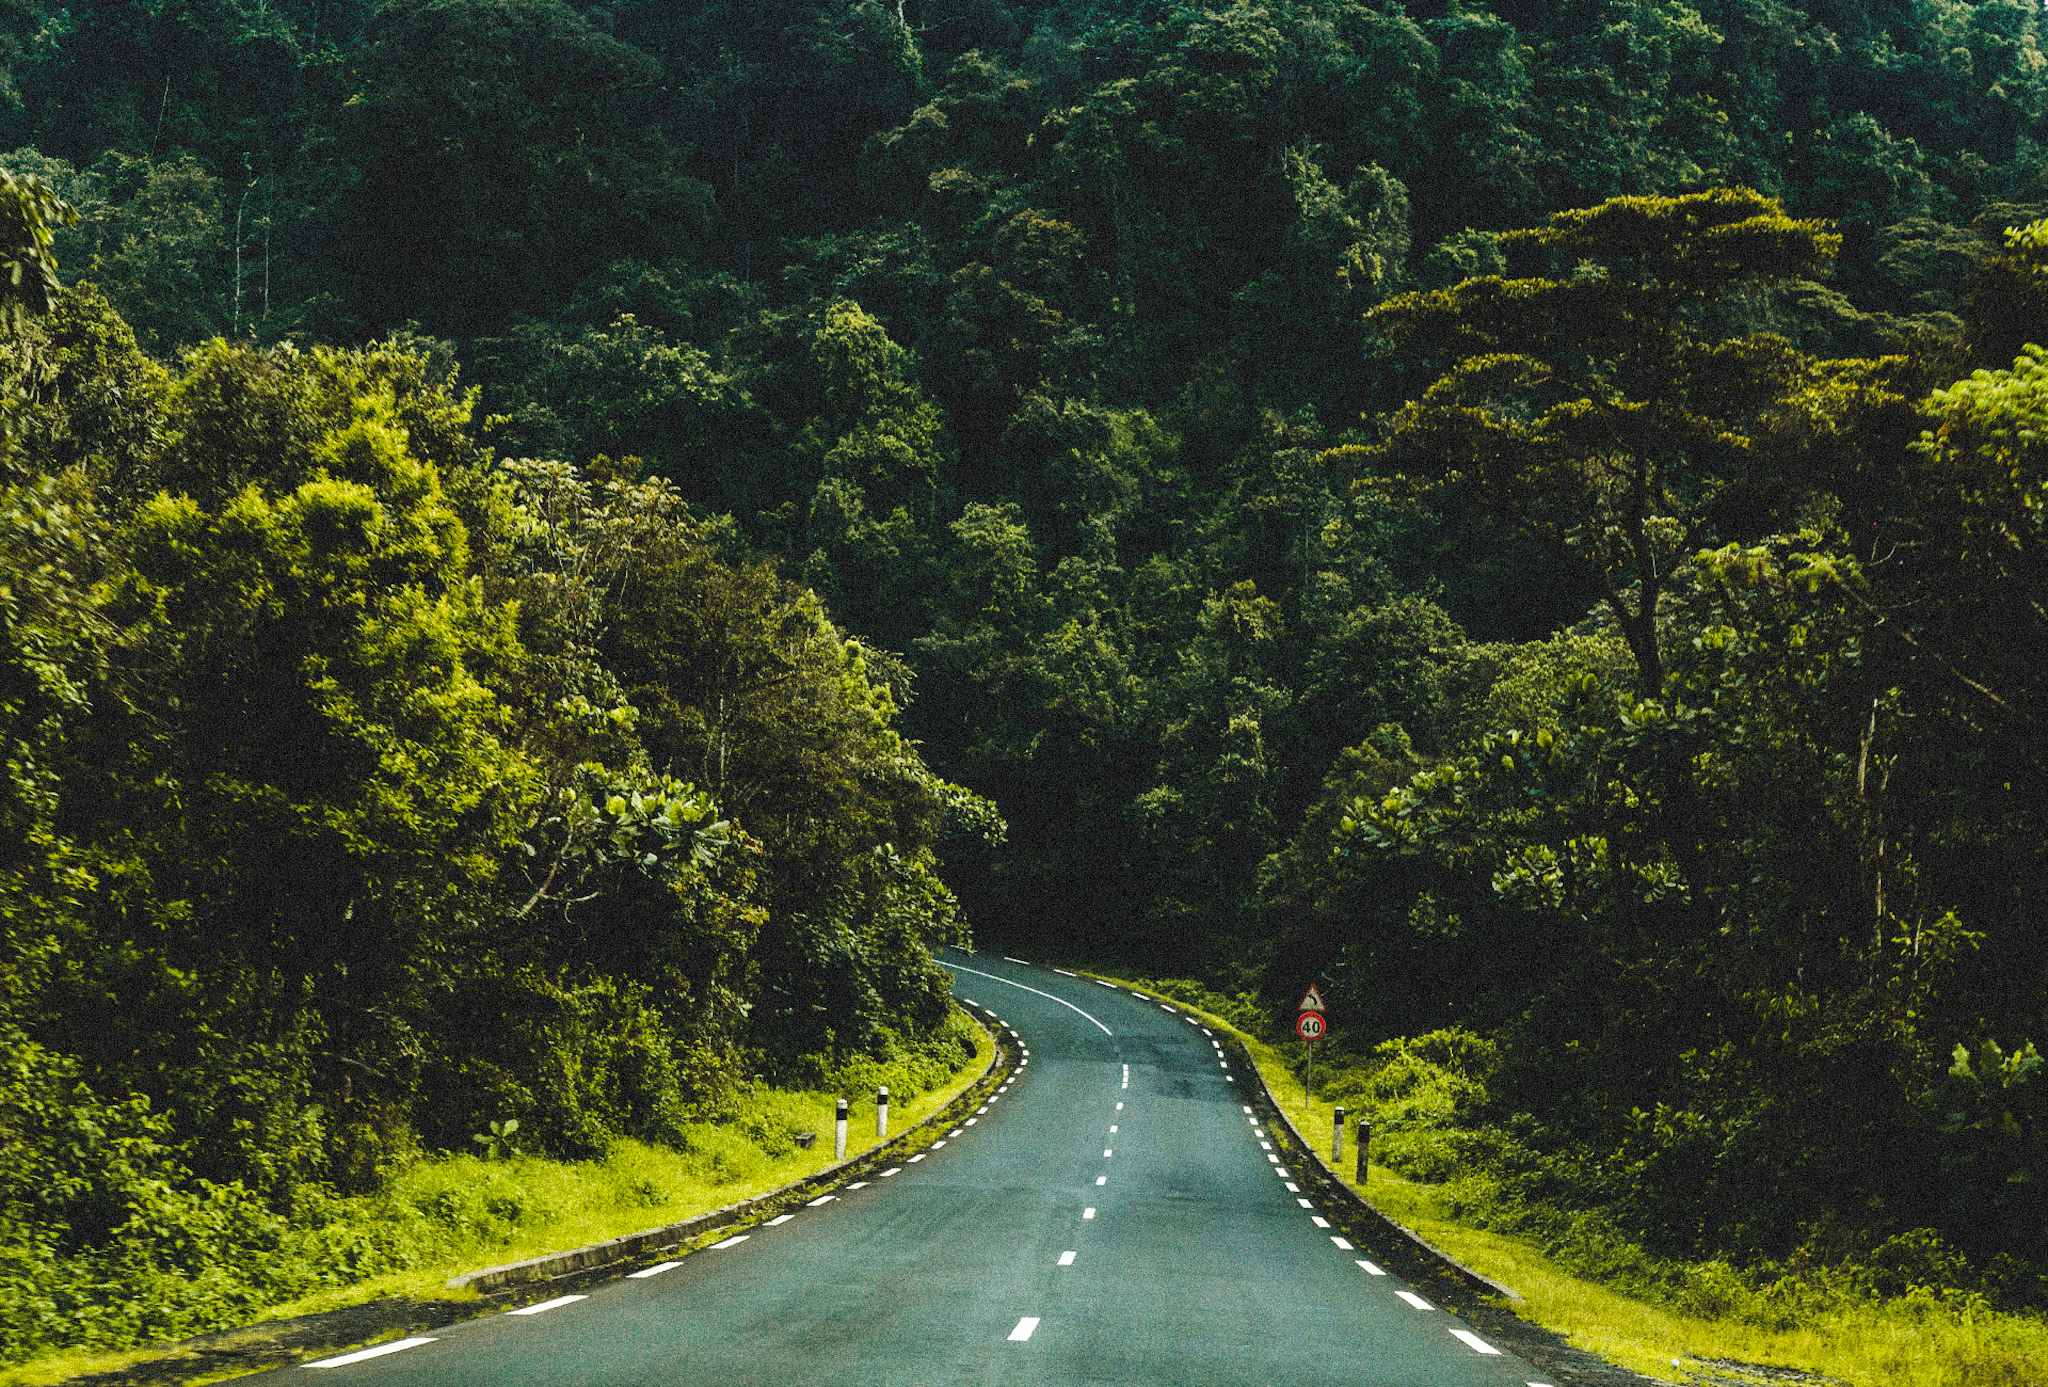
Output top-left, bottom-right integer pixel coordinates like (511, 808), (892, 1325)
(448, 1002), (1015, 1293)
(1079, 975), (1515, 1301)
(53, 1005), (1013, 1386)
(1222, 1033), (1525, 1302)
(1089, 976), (1672, 1387)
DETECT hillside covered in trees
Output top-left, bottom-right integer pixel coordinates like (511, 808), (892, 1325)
(6, 0), (2048, 1366)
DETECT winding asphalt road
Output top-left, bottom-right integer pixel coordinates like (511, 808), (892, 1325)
(282, 952), (1554, 1385)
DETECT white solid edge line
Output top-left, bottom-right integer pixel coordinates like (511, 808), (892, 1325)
(507, 1295), (588, 1316)
(628, 1261), (681, 1278)
(951, 961), (1114, 1035)
(306, 1338), (437, 1367)
(1451, 1330), (1503, 1355)
(1397, 1290), (1433, 1310)
(1009, 1316), (1041, 1341)
(1357, 1259), (1386, 1275)
(1058, 1250), (1077, 1265)
(711, 1234), (749, 1249)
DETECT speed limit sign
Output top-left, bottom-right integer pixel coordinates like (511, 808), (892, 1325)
(1296, 1010), (1326, 1041)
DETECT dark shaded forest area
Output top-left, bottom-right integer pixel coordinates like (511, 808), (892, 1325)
(4, 0), (2048, 1364)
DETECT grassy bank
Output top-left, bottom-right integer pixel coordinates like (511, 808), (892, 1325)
(0, 1009), (994, 1387)
(1099, 974), (2048, 1387)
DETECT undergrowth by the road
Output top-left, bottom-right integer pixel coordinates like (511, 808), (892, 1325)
(1116, 974), (2048, 1387)
(0, 1011), (989, 1387)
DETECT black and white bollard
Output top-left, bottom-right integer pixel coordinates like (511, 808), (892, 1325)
(1355, 1118), (1371, 1185)
(835, 1099), (848, 1160)
(1332, 1105), (1346, 1162)
(876, 1085), (889, 1139)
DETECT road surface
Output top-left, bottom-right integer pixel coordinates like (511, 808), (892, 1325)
(280, 951), (1554, 1385)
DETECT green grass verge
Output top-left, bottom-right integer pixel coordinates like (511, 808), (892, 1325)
(1090, 972), (2048, 1387)
(0, 1009), (996, 1387)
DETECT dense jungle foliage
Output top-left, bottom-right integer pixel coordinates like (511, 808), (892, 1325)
(5, 0), (2048, 1361)
(0, 184), (993, 1357)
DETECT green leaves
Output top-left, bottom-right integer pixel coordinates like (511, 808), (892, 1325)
(0, 167), (73, 334)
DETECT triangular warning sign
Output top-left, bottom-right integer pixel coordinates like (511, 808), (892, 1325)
(1298, 984), (1326, 1013)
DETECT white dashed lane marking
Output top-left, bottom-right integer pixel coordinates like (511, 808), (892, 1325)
(1083, 1207), (1096, 1219)
(806, 1194), (836, 1206)
(306, 1338), (436, 1367)
(1356, 1259), (1386, 1275)
(1451, 1330), (1503, 1355)
(1396, 1291), (1433, 1310)
(1331, 1237), (1354, 1250)
(628, 1261), (680, 1279)
(1002, 956), (1030, 964)
(506, 1295), (587, 1316)
(764, 1214), (795, 1226)
(1008, 1317), (1040, 1342)
(1311, 1216), (1331, 1228)
(1058, 1250), (1076, 1266)
(1296, 1198), (1313, 1208)
(880, 1167), (901, 1177)
(1095, 1175), (1107, 1185)
(847, 1181), (869, 1189)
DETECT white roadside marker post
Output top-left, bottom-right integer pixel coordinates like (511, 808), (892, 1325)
(1333, 1106), (1346, 1163)
(877, 1085), (889, 1138)
(835, 1099), (848, 1160)
(1356, 1118), (1371, 1184)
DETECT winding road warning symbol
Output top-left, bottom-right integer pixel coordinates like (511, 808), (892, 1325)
(1298, 984), (1326, 1013)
